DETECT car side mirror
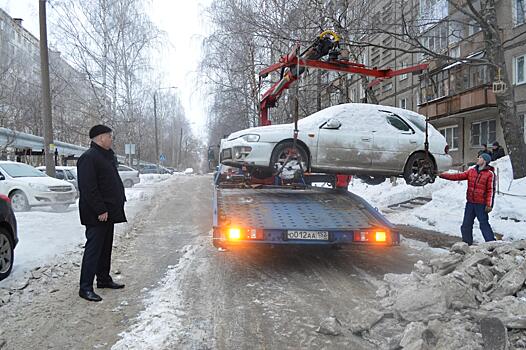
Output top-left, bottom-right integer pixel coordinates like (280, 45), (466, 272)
(0, 174), (4, 181)
(324, 119), (342, 129)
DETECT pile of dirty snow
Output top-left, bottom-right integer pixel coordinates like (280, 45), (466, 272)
(349, 240), (526, 349)
(139, 174), (172, 185)
(349, 156), (526, 242)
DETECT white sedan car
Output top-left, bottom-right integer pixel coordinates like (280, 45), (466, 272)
(117, 164), (140, 188)
(220, 103), (452, 186)
(0, 161), (77, 211)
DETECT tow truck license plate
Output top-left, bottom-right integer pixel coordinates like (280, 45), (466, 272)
(287, 230), (329, 240)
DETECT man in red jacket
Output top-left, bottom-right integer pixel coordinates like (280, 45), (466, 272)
(439, 153), (496, 245)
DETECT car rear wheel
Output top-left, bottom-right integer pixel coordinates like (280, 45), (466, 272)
(270, 141), (309, 174)
(0, 228), (14, 281)
(9, 190), (30, 212)
(403, 153), (436, 186)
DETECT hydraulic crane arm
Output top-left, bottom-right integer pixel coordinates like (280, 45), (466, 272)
(258, 31), (428, 126)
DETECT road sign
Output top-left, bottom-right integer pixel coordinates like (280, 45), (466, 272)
(125, 144), (136, 155)
(160, 153), (166, 162)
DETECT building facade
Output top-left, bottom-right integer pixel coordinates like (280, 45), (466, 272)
(331, 0), (526, 167)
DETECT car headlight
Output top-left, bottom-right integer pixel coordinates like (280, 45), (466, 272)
(28, 183), (49, 192)
(241, 134), (260, 142)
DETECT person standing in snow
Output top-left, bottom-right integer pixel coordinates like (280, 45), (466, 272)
(77, 125), (126, 302)
(477, 144), (492, 158)
(438, 153), (496, 245)
(491, 141), (505, 161)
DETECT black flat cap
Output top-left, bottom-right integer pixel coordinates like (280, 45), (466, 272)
(89, 124), (112, 139)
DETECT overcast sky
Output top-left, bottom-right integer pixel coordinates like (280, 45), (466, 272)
(0, 0), (211, 138)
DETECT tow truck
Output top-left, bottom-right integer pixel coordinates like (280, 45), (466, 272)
(212, 31), (428, 249)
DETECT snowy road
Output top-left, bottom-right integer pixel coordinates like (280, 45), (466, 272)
(0, 175), (447, 349)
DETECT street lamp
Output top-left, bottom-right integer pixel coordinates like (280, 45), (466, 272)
(153, 86), (177, 172)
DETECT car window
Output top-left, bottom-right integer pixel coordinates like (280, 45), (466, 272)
(65, 170), (76, 180)
(385, 115), (412, 132)
(56, 170), (65, 180)
(402, 112), (427, 133)
(0, 163), (47, 178)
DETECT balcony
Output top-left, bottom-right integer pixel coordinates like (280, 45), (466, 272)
(418, 85), (496, 119)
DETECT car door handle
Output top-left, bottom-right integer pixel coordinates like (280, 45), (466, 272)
(361, 137), (371, 142)
(410, 140), (417, 144)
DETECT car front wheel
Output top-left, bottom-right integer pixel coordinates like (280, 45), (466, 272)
(270, 141), (309, 175)
(9, 190), (30, 212)
(357, 175), (386, 185)
(0, 228), (14, 281)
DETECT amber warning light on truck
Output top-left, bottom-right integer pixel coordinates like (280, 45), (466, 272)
(353, 230), (388, 243)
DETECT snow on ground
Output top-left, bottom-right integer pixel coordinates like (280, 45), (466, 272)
(112, 244), (200, 350)
(0, 174), (173, 288)
(348, 156), (526, 243)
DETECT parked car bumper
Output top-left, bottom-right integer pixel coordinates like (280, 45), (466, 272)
(28, 191), (77, 207)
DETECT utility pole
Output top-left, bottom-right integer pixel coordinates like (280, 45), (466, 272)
(39, 0), (55, 177)
(153, 92), (159, 172)
(177, 127), (183, 169)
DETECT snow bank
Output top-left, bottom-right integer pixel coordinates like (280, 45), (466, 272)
(139, 174), (172, 185)
(349, 156), (526, 243)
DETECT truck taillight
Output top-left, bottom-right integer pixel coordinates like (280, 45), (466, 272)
(375, 231), (387, 242)
(354, 230), (388, 243)
(225, 227), (262, 241)
(228, 228), (241, 240)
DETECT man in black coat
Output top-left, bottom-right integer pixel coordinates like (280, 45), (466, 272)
(77, 125), (126, 302)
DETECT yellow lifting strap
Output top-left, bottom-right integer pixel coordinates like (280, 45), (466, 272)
(318, 30), (340, 43)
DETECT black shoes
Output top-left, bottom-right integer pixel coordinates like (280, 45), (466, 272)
(97, 281), (125, 289)
(79, 289), (103, 302)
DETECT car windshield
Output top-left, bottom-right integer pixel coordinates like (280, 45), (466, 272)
(1, 163), (47, 178)
(403, 112), (427, 133)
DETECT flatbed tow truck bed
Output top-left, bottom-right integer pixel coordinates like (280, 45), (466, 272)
(212, 184), (399, 248)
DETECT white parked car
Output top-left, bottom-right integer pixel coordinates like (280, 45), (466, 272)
(118, 164), (140, 188)
(0, 161), (77, 211)
(220, 103), (453, 186)
(184, 168), (194, 175)
(37, 165), (78, 192)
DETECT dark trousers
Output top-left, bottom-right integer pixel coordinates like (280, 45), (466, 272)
(460, 202), (495, 245)
(80, 223), (114, 291)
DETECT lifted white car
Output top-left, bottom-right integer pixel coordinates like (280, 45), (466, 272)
(220, 103), (452, 186)
(0, 162), (77, 212)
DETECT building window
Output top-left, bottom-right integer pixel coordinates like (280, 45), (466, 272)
(468, 20), (481, 36)
(471, 120), (496, 147)
(399, 61), (408, 80)
(382, 82), (393, 93)
(439, 125), (459, 150)
(514, 54), (526, 85)
(399, 98), (407, 109)
(448, 20), (463, 44)
(514, 0), (526, 25)
(450, 46), (460, 58)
